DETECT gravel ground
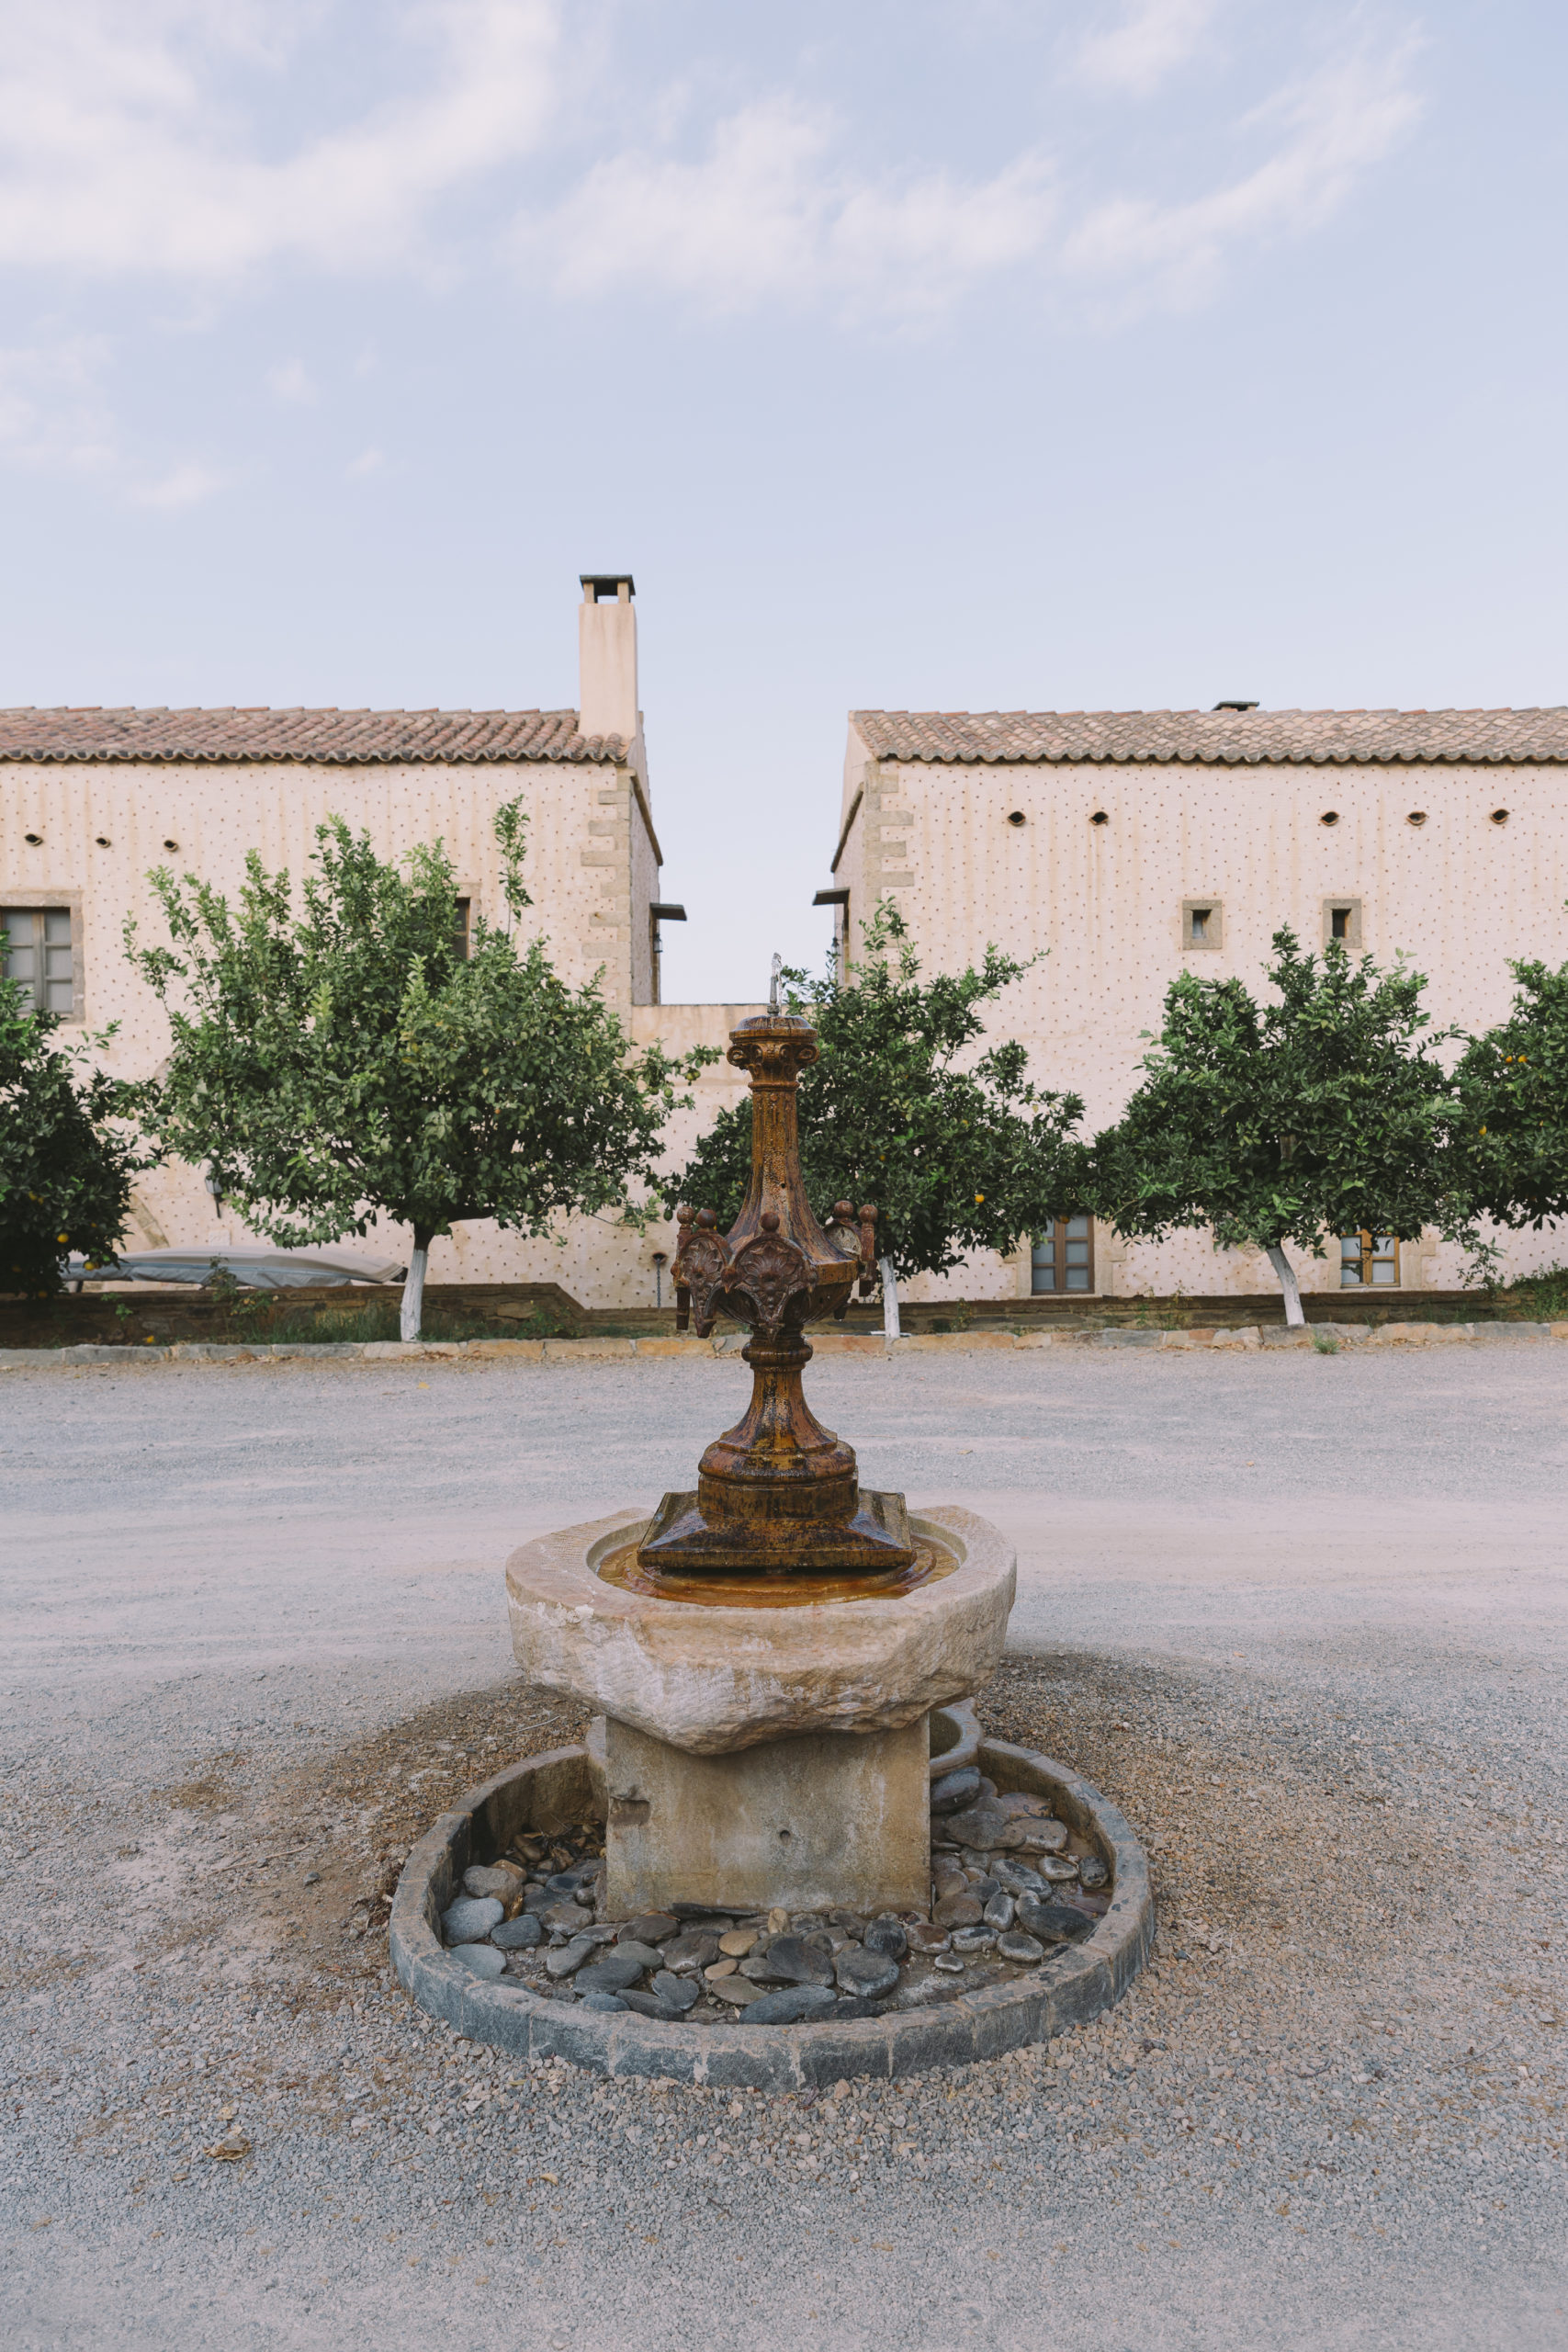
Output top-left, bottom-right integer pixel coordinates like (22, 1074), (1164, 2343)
(2, 1345), (1566, 2350)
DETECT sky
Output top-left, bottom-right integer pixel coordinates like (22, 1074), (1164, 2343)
(1, 0), (1564, 1001)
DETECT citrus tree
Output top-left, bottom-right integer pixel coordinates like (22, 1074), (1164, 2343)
(0, 952), (153, 1297)
(127, 801), (707, 1339)
(670, 903), (1089, 1333)
(1093, 928), (1474, 1324)
(1450, 951), (1568, 1244)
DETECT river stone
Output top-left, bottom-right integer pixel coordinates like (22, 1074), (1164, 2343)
(463, 1863), (525, 1904)
(545, 1935), (598, 1980)
(1016, 1896), (1095, 1945)
(651, 1971), (700, 2013)
(930, 1766), (983, 1815)
(998, 1930), (1045, 1963)
(717, 1929), (759, 1958)
(982, 1892), (1015, 1931)
(744, 1984), (838, 2025)
(944, 1805), (1026, 1852)
(833, 1994), (891, 2019)
(619, 1990), (679, 2019)
(933, 1891), (983, 1929)
(576, 1951), (649, 1995)
(662, 1931), (720, 1973)
(1078, 1854), (1110, 1890)
(1037, 1855), (1079, 1882)
(709, 1974), (765, 2005)
(578, 1989), (627, 2012)
(835, 1948), (900, 1997)
(993, 1860), (1045, 1894)
(933, 1952), (966, 1973)
(997, 1791), (1052, 1818)
(951, 1927), (997, 1953)
(905, 1921), (952, 1953)
(753, 1934), (834, 1987)
(492, 1913), (543, 1951)
(448, 1943), (506, 1980)
(541, 1901), (595, 1934)
(863, 1917), (908, 1960)
(607, 1939), (665, 1973)
(1016, 1819), (1069, 1854)
(623, 1912), (681, 1944)
(441, 1895), (504, 1945)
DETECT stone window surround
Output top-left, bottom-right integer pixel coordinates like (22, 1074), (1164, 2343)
(1181, 898), (1224, 950)
(0, 888), (85, 1023)
(1323, 896), (1363, 949)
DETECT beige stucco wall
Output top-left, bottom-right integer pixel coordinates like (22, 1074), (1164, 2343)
(0, 749), (685, 1306)
(835, 737), (1568, 1297)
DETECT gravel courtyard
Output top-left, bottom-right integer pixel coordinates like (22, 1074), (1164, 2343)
(2, 1344), (1565, 2351)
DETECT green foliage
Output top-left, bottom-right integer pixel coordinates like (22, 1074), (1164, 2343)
(1093, 928), (1473, 1266)
(669, 904), (1089, 1284)
(1450, 956), (1568, 1235)
(126, 801), (705, 1263)
(0, 959), (153, 1297)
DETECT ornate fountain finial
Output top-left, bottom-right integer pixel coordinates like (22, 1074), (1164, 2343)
(639, 1006), (914, 1577)
(768, 951), (782, 1012)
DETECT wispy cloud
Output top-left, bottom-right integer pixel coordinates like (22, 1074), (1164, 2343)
(265, 356), (315, 403)
(1062, 39), (1422, 307)
(1076, 0), (1223, 97)
(346, 446), (384, 478)
(0, 333), (116, 470)
(128, 458), (229, 508)
(532, 98), (1055, 318)
(0, 0), (559, 278)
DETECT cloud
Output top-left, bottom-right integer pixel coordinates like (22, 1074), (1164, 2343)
(0, 0), (559, 278)
(128, 459), (229, 508)
(0, 334), (116, 470)
(1061, 39), (1423, 306)
(1076, 0), (1222, 97)
(265, 356), (316, 403)
(532, 98), (1055, 318)
(346, 446), (385, 477)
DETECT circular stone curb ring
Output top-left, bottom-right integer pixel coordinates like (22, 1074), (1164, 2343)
(390, 1738), (1154, 2087)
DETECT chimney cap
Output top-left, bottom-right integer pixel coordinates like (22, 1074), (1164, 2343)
(581, 572), (636, 600)
(1212, 699), (1259, 712)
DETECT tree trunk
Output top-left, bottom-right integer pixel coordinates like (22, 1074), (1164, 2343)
(1265, 1243), (1305, 1329)
(400, 1232), (432, 1342)
(880, 1254), (902, 1342)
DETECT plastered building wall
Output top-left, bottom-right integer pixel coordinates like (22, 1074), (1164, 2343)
(0, 745), (703, 1306)
(833, 728), (1568, 1298)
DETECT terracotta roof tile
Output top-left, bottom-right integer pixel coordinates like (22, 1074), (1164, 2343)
(853, 707), (1568, 766)
(0, 707), (631, 764)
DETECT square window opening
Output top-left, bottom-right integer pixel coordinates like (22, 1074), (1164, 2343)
(1032, 1215), (1095, 1295)
(2, 905), (79, 1016)
(1182, 899), (1223, 950)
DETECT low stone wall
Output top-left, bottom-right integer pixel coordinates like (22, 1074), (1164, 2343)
(4, 1319), (1565, 1369)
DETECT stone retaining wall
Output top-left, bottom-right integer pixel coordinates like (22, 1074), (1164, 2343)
(4, 1320), (1565, 1369)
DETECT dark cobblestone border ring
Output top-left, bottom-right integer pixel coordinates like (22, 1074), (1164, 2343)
(390, 1736), (1154, 2086)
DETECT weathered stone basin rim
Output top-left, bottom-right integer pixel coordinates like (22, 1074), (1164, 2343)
(389, 1731), (1154, 2087)
(505, 1505), (1016, 1757)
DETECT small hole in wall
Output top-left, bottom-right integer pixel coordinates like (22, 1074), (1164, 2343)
(1320, 811), (1339, 827)
(1090, 810), (1109, 827)
(778, 1828), (793, 1841)
(1406, 811), (1427, 827)
(1007, 810), (1027, 827)
(95, 835), (112, 848)
(1491, 808), (1509, 826)
(25, 831), (43, 844)
(163, 838), (180, 852)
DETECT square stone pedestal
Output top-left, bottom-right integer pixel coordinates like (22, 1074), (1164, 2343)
(604, 1713), (931, 1918)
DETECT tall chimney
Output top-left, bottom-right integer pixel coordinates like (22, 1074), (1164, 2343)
(578, 573), (638, 743)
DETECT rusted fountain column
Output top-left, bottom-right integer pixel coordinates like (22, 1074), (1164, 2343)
(638, 1009), (913, 1577)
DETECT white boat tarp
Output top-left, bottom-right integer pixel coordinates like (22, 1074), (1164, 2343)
(70, 1245), (407, 1289)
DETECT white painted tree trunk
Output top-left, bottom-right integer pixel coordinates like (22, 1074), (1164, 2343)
(1265, 1243), (1305, 1329)
(880, 1254), (902, 1342)
(400, 1240), (429, 1342)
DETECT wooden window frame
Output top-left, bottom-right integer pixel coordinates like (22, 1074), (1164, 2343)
(452, 897), (471, 961)
(1339, 1229), (1400, 1288)
(1032, 1215), (1096, 1295)
(0, 892), (85, 1021)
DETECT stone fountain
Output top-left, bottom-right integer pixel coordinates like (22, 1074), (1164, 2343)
(504, 1002), (1015, 1921)
(390, 993), (1153, 2084)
